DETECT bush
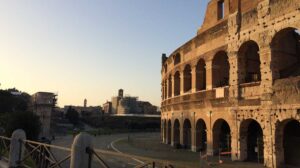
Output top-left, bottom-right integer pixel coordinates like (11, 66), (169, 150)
(65, 107), (79, 125)
(2, 111), (41, 140)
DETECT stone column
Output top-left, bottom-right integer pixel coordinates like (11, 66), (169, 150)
(228, 51), (239, 101)
(191, 112), (197, 152)
(206, 129), (213, 156)
(70, 132), (94, 168)
(206, 60), (213, 90)
(180, 71), (184, 95)
(259, 45), (275, 103)
(171, 75), (175, 97)
(191, 65), (197, 93)
(179, 113), (184, 148)
(230, 110), (239, 161)
(161, 120), (165, 143)
(263, 112), (276, 168)
(9, 129), (26, 168)
(165, 78), (169, 99)
(161, 82), (164, 100)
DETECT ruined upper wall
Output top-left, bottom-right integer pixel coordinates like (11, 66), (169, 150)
(198, 0), (262, 34)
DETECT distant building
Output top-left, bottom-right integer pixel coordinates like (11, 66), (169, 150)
(31, 92), (57, 138)
(102, 101), (112, 114)
(109, 89), (159, 115)
(64, 99), (102, 117)
(84, 98), (87, 108)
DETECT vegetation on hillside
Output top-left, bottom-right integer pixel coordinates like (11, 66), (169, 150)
(0, 88), (41, 140)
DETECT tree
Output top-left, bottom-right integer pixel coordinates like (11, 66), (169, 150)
(0, 89), (40, 140)
(2, 111), (41, 140)
(0, 89), (31, 113)
(65, 107), (79, 125)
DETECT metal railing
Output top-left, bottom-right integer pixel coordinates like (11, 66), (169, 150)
(0, 134), (175, 168)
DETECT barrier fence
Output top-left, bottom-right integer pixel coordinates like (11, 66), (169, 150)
(0, 129), (177, 168)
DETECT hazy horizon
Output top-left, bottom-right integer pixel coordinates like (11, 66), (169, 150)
(0, 0), (209, 107)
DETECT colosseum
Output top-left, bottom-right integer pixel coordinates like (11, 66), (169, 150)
(160, 0), (300, 167)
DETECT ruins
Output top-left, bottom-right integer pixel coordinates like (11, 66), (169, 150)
(160, 0), (300, 167)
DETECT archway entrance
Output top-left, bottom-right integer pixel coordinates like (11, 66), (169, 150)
(168, 75), (172, 98)
(196, 119), (207, 152)
(238, 41), (261, 83)
(240, 119), (264, 163)
(212, 51), (229, 88)
(174, 72), (180, 96)
(213, 119), (231, 155)
(183, 119), (192, 149)
(283, 120), (300, 166)
(173, 119), (180, 147)
(183, 65), (192, 93)
(271, 28), (300, 79)
(196, 59), (206, 91)
(167, 120), (171, 144)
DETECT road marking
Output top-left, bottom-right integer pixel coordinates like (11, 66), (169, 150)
(110, 137), (144, 164)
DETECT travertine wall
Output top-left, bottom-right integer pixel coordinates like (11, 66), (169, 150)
(161, 0), (300, 167)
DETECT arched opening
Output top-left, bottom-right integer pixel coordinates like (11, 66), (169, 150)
(167, 120), (171, 144)
(174, 71), (181, 96)
(174, 53), (181, 65)
(213, 119), (231, 156)
(196, 119), (207, 152)
(196, 59), (206, 91)
(183, 65), (192, 93)
(183, 119), (192, 149)
(162, 82), (165, 100)
(240, 119), (264, 163)
(212, 51), (229, 88)
(164, 80), (167, 99)
(238, 41), (261, 83)
(271, 28), (300, 79)
(173, 119), (180, 147)
(283, 120), (300, 166)
(164, 64), (168, 73)
(168, 75), (172, 98)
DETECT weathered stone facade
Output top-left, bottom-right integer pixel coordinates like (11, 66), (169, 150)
(31, 92), (57, 138)
(160, 0), (300, 167)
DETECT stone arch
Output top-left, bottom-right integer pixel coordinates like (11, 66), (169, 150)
(196, 59), (206, 91)
(196, 119), (207, 152)
(167, 119), (172, 144)
(168, 75), (172, 98)
(213, 119), (231, 155)
(182, 119), (192, 149)
(174, 71), (181, 96)
(212, 51), (229, 88)
(173, 119), (180, 147)
(275, 119), (300, 167)
(174, 53), (181, 65)
(271, 27), (300, 80)
(164, 80), (167, 99)
(238, 40), (261, 83)
(183, 64), (192, 93)
(240, 119), (264, 163)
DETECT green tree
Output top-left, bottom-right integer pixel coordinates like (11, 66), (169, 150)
(0, 89), (31, 113)
(2, 111), (41, 140)
(65, 107), (79, 125)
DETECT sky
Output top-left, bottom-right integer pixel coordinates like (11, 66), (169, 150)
(0, 0), (209, 107)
